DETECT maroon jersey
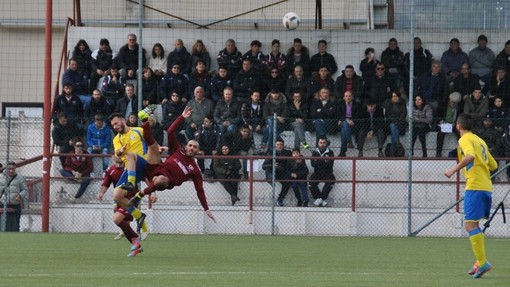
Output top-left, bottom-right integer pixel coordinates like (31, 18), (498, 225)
(102, 164), (124, 187)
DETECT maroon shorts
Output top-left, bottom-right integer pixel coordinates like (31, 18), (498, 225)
(146, 162), (171, 180)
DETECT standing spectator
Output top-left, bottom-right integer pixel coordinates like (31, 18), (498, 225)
(435, 92), (461, 157)
(262, 138), (292, 207)
(262, 89), (289, 153)
(310, 65), (335, 100)
(188, 60), (212, 99)
(167, 39), (192, 76)
(161, 91), (186, 130)
(62, 58), (90, 108)
(383, 91), (408, 156)
(416, 60), (449, 118)
(116, 33), (147, 80)
(405, 37), (433, 80)
(440, 38), (469, 82)
(60, 138), (93, 199)
(71, 39), (92, 85)
(289, 148), (310, 207)
(0, 161), (28, 232)
(263, 67), (287, 96)
(148, 43), (167, 77)
(91, 38), (116, 91)
(213, 144), (241, 205)
(217, 39), (243, 75)
(288, 90), (310, 150)
(243, 40), (266, 74)
(410, 95), (433, 157)
(333, 65), (364, 103)
(464, 87), (489, 131)
(100, 63), (126, 107)
(52, 82), (84, 128)
(495, 40), (510, 73)
(488, 67), (510, 107)
(309, 136), (335, 207)
(285, 65), (311, 105)
(160, 63), (189, 101)
(469, 34), (495, 92)
(191, 40), (211, 73)
(337, 91), (364, 157)
(381, 38), (406, 89)
(52, 113), (84, 167)
(310, 40), (338, 76)
(359, 47), (379, 80)
(86, 114), (112, 171)
(185, 86), (215, 140)
(209, 66), (232, 105)
(365, 62), (397, 106)
(357, 100), (386, 157)
(311, 88), (337, 145)
(141, 67), (159, 107)
(214, 86), (242, 135)
(233, 59), (261, 104)
(85, 89), (112, 123)
(263, 39), (286, 75)
(115, 84), (138, 119)
(286, 38), (311, 78)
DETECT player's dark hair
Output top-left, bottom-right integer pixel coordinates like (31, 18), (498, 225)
(108, 112), (125, 122)
(456, 113), (473, 131)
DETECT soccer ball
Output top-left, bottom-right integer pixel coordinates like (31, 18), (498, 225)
(282, 12), (300, 30)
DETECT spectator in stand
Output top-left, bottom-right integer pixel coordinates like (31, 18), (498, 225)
(214, 86), (242, 135)
(487, 97), (508, 134)
(85, 89), (112, 124)
(435, 92), (461, 157)
(360, 47), (379, 80)
(126, 112), (138, 127)
(383, 91), (408, 157)
(286, 38), (311, 78)
(263, 39), (286, 75)
(453, 63), (481, 100)
(262, 89), (289, 153)
(209, 66), (232, 105)
(100, 63), (126, 107)
(311, 88), (337, 145)
(310, 65), (335, 100)
(381, 38), (406, 89)
(148, 43), (167, 77)
(488, 67), (510, 107)
(191, 40), (211, 73)
(338, 91), (363, 157)
(167, 39), (192, 76)
(494, 40), (510, 73)
(188, 60), (212, 99)
(185, 86), (214, 140)
(240, 90), (265, 149)
(224, 124), (256, 178)
(213, 144), (242, 205)
(289, 148), (309, 207)
(309, 136), (335, 207)
(357, 99), (386, 157)
(86, 114), (112, 171)
(464, 86), (489, 131)
(365, 62), (397, 106)
(477, 117), (503, 159)
(310, 40), (338, 76)
(405, 37), (433, 80)
(195, 115), (221, 178)
(0, 161), (28, 232)
(71, 39), (92, 86)
(115, 84), (138, 119)
(416, 60), (449, 118)
(90, 38), (116, 92)
(333, 64), (364, 103)
(243, 40), (266, 74)
(469, 34), (495, 93)
(60, 138), (93, 199)
(410, 95), (433, 157)
(233, 58), (261, 104)
(62, 58), (91, 108)
(217, 39), (243, 76)
(288, 90), (310, 150)
(52, 82), (84, 128)
(263, 67), (287, 96)
(116, 33), (147, 80)
(161, 91), (186, 130)
(286, 65), (311, 105)
(141, 67), (159, 107)
(160, 63), (189, 101)
(440, 38), (469, 82)
(52, 113), (84, 167)
(262, 137), (292, 207)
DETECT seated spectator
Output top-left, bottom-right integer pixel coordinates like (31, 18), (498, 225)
(310, 40), (338, 76)
(167, 39), (192, 76)
(209, 66), (232, 104)
(161, 90), (186, 130)
(52, 113), (84, 167)
(487, 96), (508, 133)
(116, 33), (147, 80)
(405, 37), (433, 81)
(86, 114), (112, 171)
(495, 40), (510, 73)
(191, 40), (211, 72)
(310, 88), (337, 145)
(286, 38), (311, 78)
(477, 118), (502, 158)
(52, 82), (85, 128)
(224, 124), (256, 178)
(383, 91), (407, 156)
(288, 90), (310, 150)
(357, 100), (386, 157)
(463, 86), (489, 131)
(90, 38), (116, 93)
(185, 86), (215, 140)
(435, 92), (461, 157)
(359, 47), (379, 80)
(337, 91), (363, 157)
(59, 138), (93, 199)
(115, 84), (138, 119)
(62, 58), (90, 108)
(440, 38), (469, 82)
(240, 90), (266, 149)
(263, 67), (287, 96)
(126, 112), (138, 127)
(262, 137), (292, 207)
(196, 115), (221, 176)
(217, 39), (243, 75)
(488, 67), (510, 107)
(85, 89), (112, 124)
(100, 63), (126, 107)
(243, 40), (266, 74)
(213, 144), (241, 205)
(410, 95), (433, 157)
(263, 39), (286, 75)
(415, 60), (449, 118)
(71, 39), (92, 86)
(286, 65), (311, 105)
(333, 64), (364, 103)
(0, 161), (28, 232)
(364, 62), (397, 106)
(188, 60), (212, 99)
(233, 58), (262, 104)
(148, 43), (167, 77)
(289, 148), (309, 207)
(214, 86), (242, 135)
(141, 67), (160, 107)
(469, 34), (495, 92)
(148, 114), (164, 146)
(160, 63), (189, 101)
(262, 89), (289, 153)
(310, 65), (335, 100)
(452, 63), (480, 101)
(381, 38), (406, 89)
(309, 136), (335, 207)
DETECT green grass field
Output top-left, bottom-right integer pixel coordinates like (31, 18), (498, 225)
(0, 233), (508, 287)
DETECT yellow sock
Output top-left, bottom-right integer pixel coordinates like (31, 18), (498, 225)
(130, 207), (142, 220)
(469, 229), (486, 266)
(141, 221), (148, 232)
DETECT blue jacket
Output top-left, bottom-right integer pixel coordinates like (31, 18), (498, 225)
(86, 122), (112, 149)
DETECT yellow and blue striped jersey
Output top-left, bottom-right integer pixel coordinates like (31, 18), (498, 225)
(112, 127), (147, 163)
(457, 132), (497, 191)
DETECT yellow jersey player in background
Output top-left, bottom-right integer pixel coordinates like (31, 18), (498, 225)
(445, 113), (498, 279)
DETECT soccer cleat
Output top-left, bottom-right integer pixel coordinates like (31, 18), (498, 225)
(138, 104), (157, 122)
(128, 246), (144, 257)
(128, 192), (144, 208)
(128, 237), (143, 257)
(113, 232), (125, 240)
(472, 261), (492, 278)
(120, 182), (136, 192)
(136, 213), (147, 233)
(467, 262), (478, 275)
(302, 142), (310, 150)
